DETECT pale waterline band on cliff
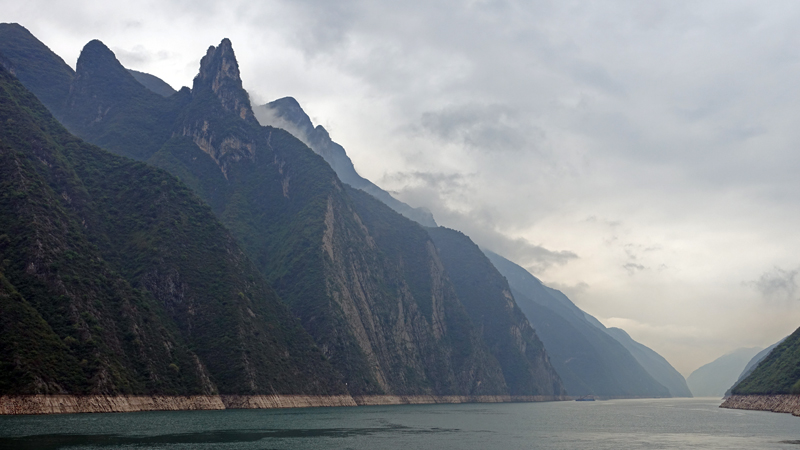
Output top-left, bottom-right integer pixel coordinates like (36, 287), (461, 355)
(0, 395), (571, 415)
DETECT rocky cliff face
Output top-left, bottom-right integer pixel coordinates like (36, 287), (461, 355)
(0, 28), (565, 399)
(62, 39), (187, 161)
(192, 39), (255, 123)
(254, 97), (438, 227)
(427, 228), (565, 396)
(0, 64), (345, 396)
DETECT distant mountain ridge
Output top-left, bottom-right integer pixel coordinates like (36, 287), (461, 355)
(687, 347), (763, 398)
(257, 95), (689, 398)
(0, 23), (564, 398)
(603, 327), (692, 397)
(254, 98), (438, 227)
(725, 338), (785, 396)
(128, 69), (175, 97)
(0, 22), (689, 401)
(485, 250), (684, 398)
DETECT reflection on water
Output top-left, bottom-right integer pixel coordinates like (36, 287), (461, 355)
(0, 398), (798, 450)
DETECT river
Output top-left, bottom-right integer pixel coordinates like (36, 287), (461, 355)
(0, 397), (798, 449)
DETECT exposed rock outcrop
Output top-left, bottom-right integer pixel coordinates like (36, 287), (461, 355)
(193, 38), (255, 123)
(720, 395), (800, 417)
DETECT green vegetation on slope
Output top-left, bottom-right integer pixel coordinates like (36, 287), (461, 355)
(732, 327), (800, 395)
(1, 29), (566, 398)
(0, 64), (345, 395)
(0, 23), (75, 122)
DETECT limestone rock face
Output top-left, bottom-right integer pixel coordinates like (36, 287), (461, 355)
(0, 64), (345, 397)
(427, 227), (566, 397)
(193, 39), (255, 123)
(0, 26), (566, 400)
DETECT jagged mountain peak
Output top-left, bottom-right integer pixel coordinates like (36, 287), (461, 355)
(268, 96), (314, 131)
(192, 38), (254, 122)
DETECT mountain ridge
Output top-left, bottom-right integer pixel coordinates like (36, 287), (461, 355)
(0, 25), (566, 398)
(255, 97), (438, 227)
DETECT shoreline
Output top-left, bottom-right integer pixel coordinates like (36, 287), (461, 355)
(720, 394), (800, 417)
(0, 394), (566, 415)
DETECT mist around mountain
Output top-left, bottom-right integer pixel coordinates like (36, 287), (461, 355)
(484, 250), (679, 398)
(0, 21), (693, 401)
(603, 327), (692, 398)
(253, 98), (438, 228)
(257, 93), (692, 399)
(730, 327), (800, 395)
(0, 23), (564, 398)
(687, 347), (763, 398)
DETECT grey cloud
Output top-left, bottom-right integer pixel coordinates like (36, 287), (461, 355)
(111, 45), (173, 67)
(415, 104), (545, 153)
(384, 171), (475, 197)
(747, 267), (799, 303)
(253, 104), (313, 147)
(623, 262), (646, 275)
(13, 0), (800, 382)
(479, 231), (578, 274)
(385, 170), (577, 273)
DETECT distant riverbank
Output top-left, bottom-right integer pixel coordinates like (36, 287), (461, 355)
(0, 395), (565, 415)
(720, 395), (800, 417)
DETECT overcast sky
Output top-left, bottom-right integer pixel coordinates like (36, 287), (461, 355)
(6, 0), (800, 375)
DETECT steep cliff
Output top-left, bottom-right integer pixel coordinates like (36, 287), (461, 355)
(726, 338), (785, 396)
(0, 64), (345, 396)
(427, 228), (565, 396)
(0, 28), (566, 397)
(254, 97), (437, 227)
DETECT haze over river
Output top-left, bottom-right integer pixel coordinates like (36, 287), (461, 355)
(1, 398), (798, 449)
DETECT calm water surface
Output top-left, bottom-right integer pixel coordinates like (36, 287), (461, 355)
(0, 398), (798, 449)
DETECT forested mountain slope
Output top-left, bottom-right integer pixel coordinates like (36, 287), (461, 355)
(0, 64), (345, 396)
(0, 24), (565, 398)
